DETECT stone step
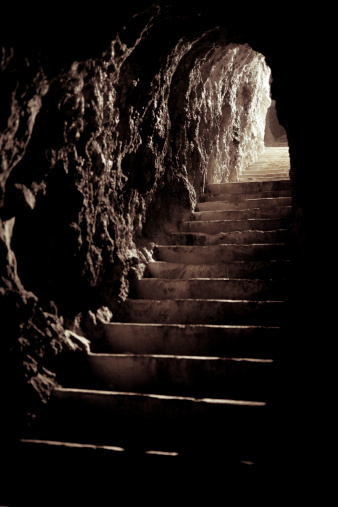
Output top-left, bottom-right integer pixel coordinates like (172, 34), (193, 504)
(103, 323), (280, 359)
(241, 167), (289, 172)
(70, 353), (274, 401)
(245, 165), (289, 171)
(181, 218), (289, 234)
(196, 196), (291, 211)
(26, 387), (269, 459)
(192, 207), (291, 221)
(245, 155), (289, 168)
(239, 171), (289, 177)
(15, 439), (265, 504)
(3, 438), (183, 505)
(115, 299), (284, 326)
(154, 244), (289, 264)
(239, 176), (289, 182)
(147, 260), (290, 279)
(131, 278), (286, 301)
(242, 167), (289, 171)
(204, 190), (291, 201)
(19, 438), (184, 464)
(206, 179), (290, 196)
(249, 146), (289, 154)
(169, 229), (287, 246)
(244, 166), (289, 171)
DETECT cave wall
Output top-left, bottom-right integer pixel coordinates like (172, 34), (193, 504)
(168, 40), (271, 188)
(264, 100), (287, 146)
(0, 1), (330, 436)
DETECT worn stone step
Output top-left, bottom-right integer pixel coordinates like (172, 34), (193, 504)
(26, 387), (269, 459)
(245, 163), (289, 170)
(192, 206), (291, 221)
(241, 168), (289, 173)
(2, 438), (182, 506)
(244, 164), (289, 172)
(244, 167), (289, 173)
(239, 176), (289, 182)
(154, 244), (289, 264)
(15, 439), (265, 505)
(206, 180), (290, 196)
(71, 353), (274, 401)
(181, 218), (289, 234)
(147, 260), (290, 279)
(204, 190), (291, 201)
(115, 299), (284, 326)
(239, 171), (289, 177)
(131, 278), (286, 301)
(169, 229), (288, 246)
(102, 323), (280, 359)
(196, 196), (292, 211)
(18, 438), (187, 467)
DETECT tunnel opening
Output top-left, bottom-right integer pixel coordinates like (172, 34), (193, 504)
(165, 33), (291, 199)
(2, 6), (331, 494)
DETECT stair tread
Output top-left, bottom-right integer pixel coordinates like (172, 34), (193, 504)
(192, 207), (291, 220)
(105, 321), (279, 326)
(171, 230), (287, 236)
(147, 260), (290, 280)
(24, 386), (269, 460)
(132, 277), (286, 301)
(101, 326), (279, 357)
(51, 386), (268, 406)
(125, 297), (285, 302)
(115, 298), (284, 326)
(135, 278), (286, 285)
(169, 230), (288, 245)
(154, 243), (290, 264)
(21, 438), (127, 453)
(204, 192), (291, 202)
(206, 180), (290, 196)
(181, 218), (289, 233)
(196, 197), (291, 211)
(239, 176), (289, 181)
(67, 351), (275, 400)
(87, 352), (273, 361)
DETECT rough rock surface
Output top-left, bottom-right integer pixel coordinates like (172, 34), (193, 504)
(169, 41), (271, 187)
(0, 1), (331, 445)
(264, 100), (287, 146)
(1, 10), (271, 323)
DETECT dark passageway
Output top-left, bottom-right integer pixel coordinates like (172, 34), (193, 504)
(0, 2), (334, 504)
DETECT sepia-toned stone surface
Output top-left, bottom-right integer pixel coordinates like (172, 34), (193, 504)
(170, 42), (271, 187)
(0, 8), (271, 335)
(0, 1), (330, 454)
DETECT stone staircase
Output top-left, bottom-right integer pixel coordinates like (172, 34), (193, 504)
(238, 146), (290, 181)
(15, 149), (292, 503)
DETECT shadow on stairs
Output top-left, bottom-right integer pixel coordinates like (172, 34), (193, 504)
(7, 158), (308, 505)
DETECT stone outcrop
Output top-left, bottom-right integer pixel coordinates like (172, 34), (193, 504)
(0, 1), (331, 444)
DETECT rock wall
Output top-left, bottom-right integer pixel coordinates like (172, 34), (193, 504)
(169, 40), (271, 188)
(264, 100), (287, 146)
(0, 1), (330, 439)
